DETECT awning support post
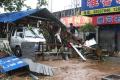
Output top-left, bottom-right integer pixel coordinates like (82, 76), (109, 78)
(6, 23), (9, 40)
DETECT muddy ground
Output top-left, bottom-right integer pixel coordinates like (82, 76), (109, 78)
(9, 57), (120, 80)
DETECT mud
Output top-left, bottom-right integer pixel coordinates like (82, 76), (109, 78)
(39, 58), (120, 80)
(8, 58), (120, 80)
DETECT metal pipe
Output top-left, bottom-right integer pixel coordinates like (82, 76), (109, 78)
(29, 16), (50, 21)
(6, 23), (9, 40)
(29, 73), (39, 80)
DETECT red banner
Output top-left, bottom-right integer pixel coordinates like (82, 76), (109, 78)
(60, 16), (92, 27)
(92, 14), (120, 25)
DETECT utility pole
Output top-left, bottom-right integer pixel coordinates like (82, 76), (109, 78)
(73, 0), (80, 16)
(71, 0), (77, 15)
(51, 0), (52, 12)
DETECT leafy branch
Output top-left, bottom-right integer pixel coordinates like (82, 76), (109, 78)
(0, 0), (48, 12)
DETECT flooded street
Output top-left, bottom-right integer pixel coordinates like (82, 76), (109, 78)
(39, 58), (120, 80)
(11, 58), (120, 80)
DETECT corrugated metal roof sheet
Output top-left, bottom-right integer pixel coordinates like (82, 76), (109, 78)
(0, 9), (39, 23)
(22, 58), (54, 76)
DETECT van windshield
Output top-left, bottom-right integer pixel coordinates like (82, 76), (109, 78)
(24, 28), (43, 38)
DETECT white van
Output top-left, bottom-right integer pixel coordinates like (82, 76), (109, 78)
(10, 27), (46, 57)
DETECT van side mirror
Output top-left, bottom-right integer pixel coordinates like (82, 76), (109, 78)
(19, 33), (24, 38)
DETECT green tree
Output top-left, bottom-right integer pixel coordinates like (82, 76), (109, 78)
(37, 0), (48, 9)
(0, 0), (47, 12)
(0, 0), (25, 12)
(80, 23), (95, 32)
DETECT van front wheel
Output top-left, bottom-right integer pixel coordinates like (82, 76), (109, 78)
(14, 46), (22, 57)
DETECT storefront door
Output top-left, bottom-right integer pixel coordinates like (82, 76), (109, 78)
(99, 26), (115, 52)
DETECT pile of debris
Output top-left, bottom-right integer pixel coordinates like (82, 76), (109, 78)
(0, 39), (55, 80)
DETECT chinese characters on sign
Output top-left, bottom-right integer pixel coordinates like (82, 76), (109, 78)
(92, 14), (120, 25)
(1, 58), (24, 69)
(82, 0), (120, 15)
(106, 16), (113, 23)
(87, 0), (99, 8)
(101, 0), (112, 7)
(81, 6), (120, 15)
(114, 15), (120, 22)
(97, 16), (104, 24)
(60, 16), (92, 27)
(116, 0), (120, 4)
(87, 0), (120, 8)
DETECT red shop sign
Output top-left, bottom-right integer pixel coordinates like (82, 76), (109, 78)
(92, 14), (120, 25)
(60, 16), (92, 27)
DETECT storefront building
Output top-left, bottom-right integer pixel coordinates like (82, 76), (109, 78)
(81, 0), (120, 52)
(53, 7), (92, 28)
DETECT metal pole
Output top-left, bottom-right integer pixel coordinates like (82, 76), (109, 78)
(96, 26), (99, 45)
(6, 23), (9, 40)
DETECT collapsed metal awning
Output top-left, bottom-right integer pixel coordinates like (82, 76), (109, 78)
(0, 8), (66, 28)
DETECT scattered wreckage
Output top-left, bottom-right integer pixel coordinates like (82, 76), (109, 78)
(0, 39), (55, 80)
(0, 8), (118, 80)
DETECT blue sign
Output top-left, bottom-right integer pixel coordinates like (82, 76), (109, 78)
(0, 56), (28, 73)
(82, 0), (120, 11)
